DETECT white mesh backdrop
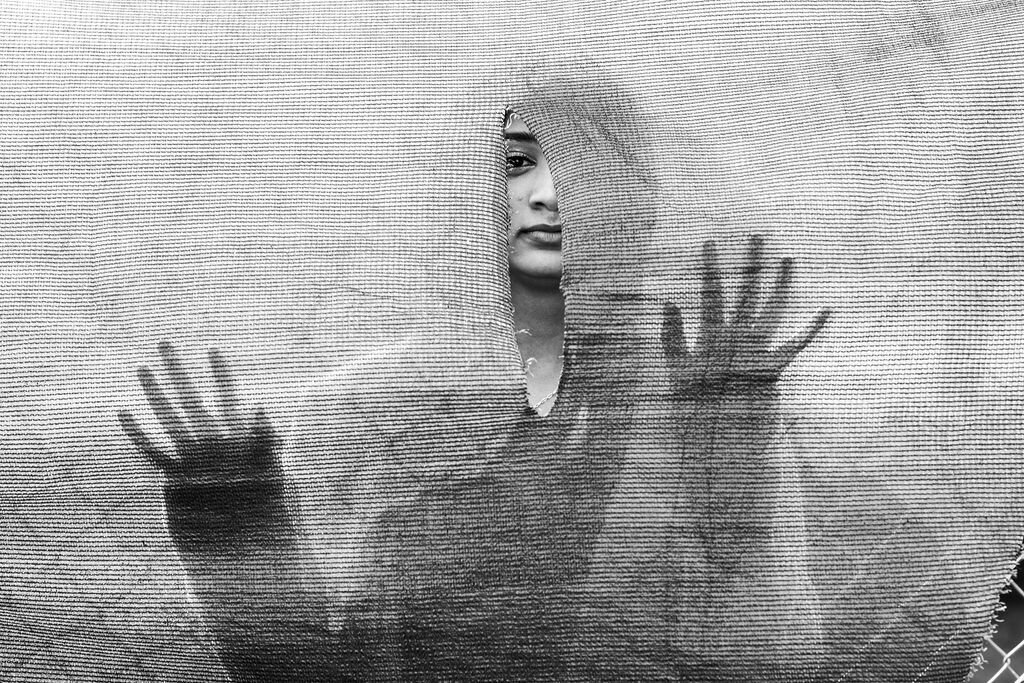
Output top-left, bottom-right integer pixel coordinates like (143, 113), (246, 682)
(1, 1), (1023, 680)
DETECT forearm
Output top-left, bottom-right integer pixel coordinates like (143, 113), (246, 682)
(683, 393), (825, 677)
(167, 479), (374, 682)
(579, 393), (824, 677)
(686, 392), (782, 568)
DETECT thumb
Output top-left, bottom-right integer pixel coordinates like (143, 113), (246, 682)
(247, 408), (282, 472)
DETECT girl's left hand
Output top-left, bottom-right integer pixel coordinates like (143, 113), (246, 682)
(661, 236), (829, 399)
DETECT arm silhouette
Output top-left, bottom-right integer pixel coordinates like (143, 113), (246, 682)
(660, 236), (828, 569)
(661, 236), (830, 679)
(119, 344), (377, 682)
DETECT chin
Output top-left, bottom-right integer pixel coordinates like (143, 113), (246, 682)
(509, 255), (562, 283)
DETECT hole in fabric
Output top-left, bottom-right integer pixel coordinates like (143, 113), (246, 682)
(503, 109), (564, 417)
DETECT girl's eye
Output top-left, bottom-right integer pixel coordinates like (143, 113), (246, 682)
(506, 151), (536, 173)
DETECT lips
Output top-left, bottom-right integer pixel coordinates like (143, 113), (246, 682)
(519, 224), (562, 247)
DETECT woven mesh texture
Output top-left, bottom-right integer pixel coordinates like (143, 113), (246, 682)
(2, 1), (1023, 681)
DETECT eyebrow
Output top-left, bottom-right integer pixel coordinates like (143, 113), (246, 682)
(503, 131), (538, 143)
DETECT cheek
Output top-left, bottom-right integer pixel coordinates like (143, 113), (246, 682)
(507, 193), (526, 217)
(506, 180), (530, 218)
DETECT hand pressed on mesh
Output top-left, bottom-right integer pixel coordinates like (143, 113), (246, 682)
(118, 343), (290, 550)
(118, 342), (281, 483)
(661, 236), (830, 397)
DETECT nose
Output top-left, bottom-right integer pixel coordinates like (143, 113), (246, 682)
(529, 162), (559, 213)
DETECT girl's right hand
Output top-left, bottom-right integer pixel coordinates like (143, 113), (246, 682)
(118, 343), (292, 551)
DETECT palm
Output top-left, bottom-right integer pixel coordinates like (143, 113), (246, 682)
(118, 343), (279, 484)
(118, 343), (289, 551)
(662, 236), (829, 397)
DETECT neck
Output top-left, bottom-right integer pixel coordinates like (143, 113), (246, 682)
(510, 272), (564, 350)
(510, 271), (565, 414)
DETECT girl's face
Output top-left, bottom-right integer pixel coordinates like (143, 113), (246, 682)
(505, 115), (562, 283)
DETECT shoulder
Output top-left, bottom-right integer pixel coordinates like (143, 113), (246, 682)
(282, 329), (524, 464)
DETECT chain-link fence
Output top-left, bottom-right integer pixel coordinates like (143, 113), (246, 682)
(976, 568), (1024, 682)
